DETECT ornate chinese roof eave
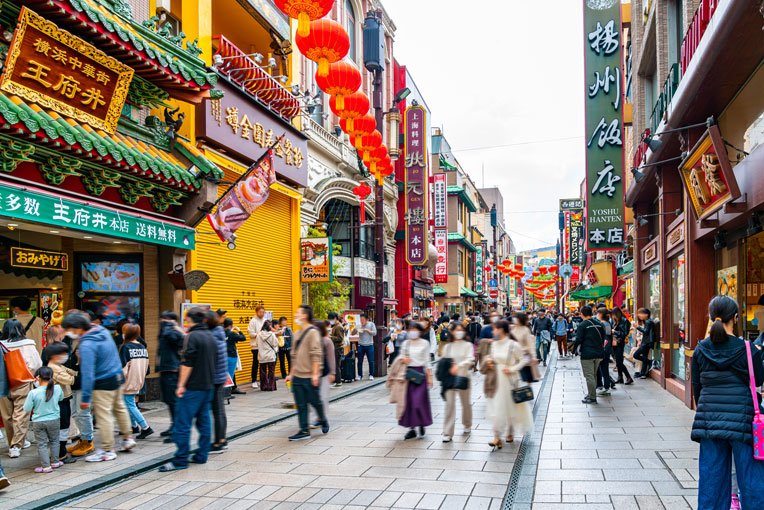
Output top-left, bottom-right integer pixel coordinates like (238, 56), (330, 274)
(24, 0), (218, 100)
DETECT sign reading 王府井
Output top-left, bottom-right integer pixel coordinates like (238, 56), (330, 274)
(0, 8), (133, 134)
(404, 105), (428, 266)
(0, 183), (195, 250)
(584, 0), (625, 251)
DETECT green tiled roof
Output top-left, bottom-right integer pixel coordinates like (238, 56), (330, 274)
(460, 287), (478, 298)
(447, 232), (478, 252)
(433, 285), (447, 296)
(0, 91), (222, 191)
(447, 186), (478, 212)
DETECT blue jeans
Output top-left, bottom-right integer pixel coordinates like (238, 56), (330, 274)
(172, 389), (213, 468)
(123, 394), (147, 429)
(536, 336), (549, 363)
(71, 390), (93, 441)
(357, 344), (374, 378)
(227, 357), (238, 386)
(699, 438), (764, 510)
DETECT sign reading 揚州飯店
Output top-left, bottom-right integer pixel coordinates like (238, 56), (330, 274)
(404, 105), (429, 266)
(0, 8), (133, 134)
(584, 0), (624, 251)
(0, 183), (195, 250)
(11, 247), (68, 271)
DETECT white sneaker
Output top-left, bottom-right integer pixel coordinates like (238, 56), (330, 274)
(369, 375), (374, 381)
(252, 382), (259, 389)
(463, 429), (471, 435)
(356, 376), (362, 381)
(119, 437), (136, 452)
(86, 449), (117, 462)
(442, 436), (452, 443)
(7, 447), (20, 458)
(22, 440), (31, 449)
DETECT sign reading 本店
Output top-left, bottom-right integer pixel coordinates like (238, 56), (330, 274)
(404, 105), (428, 266)
(0, 8), (133, 134)
(0, 183), (195, 250)
(300, 237), (333, 282)
(433, 174), (447, 229)
(475, 245), (484, 294)
(584, 0), (625, 251)
(11, 247), (68, 271)
(434, 230), (448, 283)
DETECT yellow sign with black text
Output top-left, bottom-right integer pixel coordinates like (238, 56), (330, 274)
(11, 247), (69, 271)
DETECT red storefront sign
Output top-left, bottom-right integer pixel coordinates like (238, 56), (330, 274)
(434, 230), (448, 283)
(404, 105), (428, 265)
(432, 173), (447, 229)
(571, 266), (581, 283)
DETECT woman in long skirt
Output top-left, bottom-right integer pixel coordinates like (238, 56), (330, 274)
(399, 322), (433, 440)
(256, 322), (279, 391)
(485, 320), (533, 449)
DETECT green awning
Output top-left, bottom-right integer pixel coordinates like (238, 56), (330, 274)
(439, 154), (457, 171)
(569, 286), (613, 300)
(618, 259), (634, 275)
(460, 287), (478, 298)
(447, 232), (478, 252)
(447, 186), (478, 212)
(433, 285), (447, 296)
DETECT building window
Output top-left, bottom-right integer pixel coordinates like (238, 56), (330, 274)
(323, 199), (352, 257)
(468, 252), (475, 282)
(346, 0), (356, 61)
(359, 278), (374, 297)
(457, 248), (464, 275)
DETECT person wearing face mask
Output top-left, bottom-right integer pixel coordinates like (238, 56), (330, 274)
(44, 341), (78, 464)
(513, 312), (540, 383)
(389, 319), (408, 365)
(441, 324), (474, 443)
(398, 322), (433, 440)
(328, 312), (345, 388)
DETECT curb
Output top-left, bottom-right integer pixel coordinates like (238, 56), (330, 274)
(21, 378), (387, 510)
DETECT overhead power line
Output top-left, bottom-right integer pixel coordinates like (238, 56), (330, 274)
(445, 135), (584, 154)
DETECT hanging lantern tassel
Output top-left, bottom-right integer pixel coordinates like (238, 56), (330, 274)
(335, 93), (344, 109)
(359, 201), (365, 224)
(298, 11), (311, 37)
(318, 57), (329, 77)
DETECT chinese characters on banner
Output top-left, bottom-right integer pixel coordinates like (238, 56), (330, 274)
(564, 211), (571, 264)
(300, 237), (333, 282)
(475, 245), (484, 294)
(569, 208), (585, 265)
(433, 174), (447, 228)
(0, 8), (133, 134)
(584, 2), (625, 251)
(434, 230), (448, 283)
(508, 254), (517, 298)
(404, 105), (428, 265)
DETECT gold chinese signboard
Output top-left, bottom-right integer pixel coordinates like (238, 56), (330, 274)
(679, 125), (741, 220)
(11, 247), (69, 271)
(0, 8), (133, 134)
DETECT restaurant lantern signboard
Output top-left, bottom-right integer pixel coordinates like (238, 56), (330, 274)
(404, 105), (428, 266)
(475, 245), (484, 294)
(679, 125), (741, 220)
(584, 0), (625, 251)
(1, 8), (133, 134)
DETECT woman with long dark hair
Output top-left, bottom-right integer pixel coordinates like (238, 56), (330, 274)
(634, 308), (656, 378)
(692, 296), (764, 509)
(398, 321), (433, 440)
(611, 307), (633, 385)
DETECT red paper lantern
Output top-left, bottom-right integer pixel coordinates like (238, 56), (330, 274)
(488, 260), (494, 266)
(330, 92), (370, 132)
(341, 114), (376, 139)
(549, 264), (559, 273)
(351, 130), (382, 162)
(296, 20), (349, 78)
(532, 271), (540, 277)
(364, 145), (388, 175)
(539, 266), (548, 275)
(317, 61), (361, 109)
(352, 181), (372, 224)
(514, 263), (522, 271)
(273, 0), (334, 38)
(502, 259), (511, 266)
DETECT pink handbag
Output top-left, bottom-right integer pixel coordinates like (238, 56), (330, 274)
(743, 340), (764, 460)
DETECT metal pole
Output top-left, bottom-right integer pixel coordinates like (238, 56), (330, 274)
(372, 67), (386, 377)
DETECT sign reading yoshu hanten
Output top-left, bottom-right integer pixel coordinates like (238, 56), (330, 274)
(434, 229), (448, 283)
(432, 174), (447, 229)
(0, 8), (133, 134)
(300, 236), (333, 282)
(198, 80), (308, 187)
(569, 208), (585, 265)
(11, 247), (68, 271)
(404, 105), (428, 265)
(475, 245), (484, 294)
(584, 0), (625, 251)
(0, 183), (195, 250)
(679, 125), (741, 220)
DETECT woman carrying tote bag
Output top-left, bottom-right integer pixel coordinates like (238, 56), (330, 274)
(0, 319), (42, 457)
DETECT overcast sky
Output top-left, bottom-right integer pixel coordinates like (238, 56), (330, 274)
(383, 0), (586, 252)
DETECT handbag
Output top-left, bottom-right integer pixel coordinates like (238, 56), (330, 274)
(277, 335), (285, 348)
(404, 341), (425, 385)
(451, 376), (469, 390)
(743, 340), (764, 460)
(508, 342), (534, 403)
(0, 342), (35, 389)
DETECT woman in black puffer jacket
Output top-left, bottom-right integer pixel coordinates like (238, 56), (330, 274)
(691, 295), (764, 510)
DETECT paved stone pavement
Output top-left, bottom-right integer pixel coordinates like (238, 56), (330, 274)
(529, 355), (699, 510)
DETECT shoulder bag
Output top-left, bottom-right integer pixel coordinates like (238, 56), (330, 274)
(404, 341), (425, 385)
(508, 342), (534, 404)
(445, 343), (469, 390)
(0, 342), (35, 389)
(743, 340), (764, 460)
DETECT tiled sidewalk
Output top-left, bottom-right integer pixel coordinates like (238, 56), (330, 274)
(530, 355), (699, 510)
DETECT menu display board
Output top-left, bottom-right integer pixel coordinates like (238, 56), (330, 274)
(81, 261), (141, 292)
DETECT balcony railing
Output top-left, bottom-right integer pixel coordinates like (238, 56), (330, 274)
(649, 63), (679, 134)
(212, 35), (299, 121)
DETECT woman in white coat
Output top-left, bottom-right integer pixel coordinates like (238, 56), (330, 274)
(485, 319), (533, 449)
(441, 323), (474, 443)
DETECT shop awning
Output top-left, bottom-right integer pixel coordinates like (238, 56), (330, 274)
(460, 287), (478, 298)
(447, 186), (478, 212)
(433, 285), (447, 296)
(0, 91), (223, 197)
(447, 232), (478, 252)
(569, 286), (613, 301)
(618, 259), (634, 275)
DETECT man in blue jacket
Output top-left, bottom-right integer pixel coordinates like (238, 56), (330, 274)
(62, 311), (136, 462)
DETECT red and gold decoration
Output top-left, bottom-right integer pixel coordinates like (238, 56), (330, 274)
(317, 61), (361, 109)
(352, 181), (372, 224)
(351, 129), (382, 162)
(296, 19), (349, 77)
(341, 114), (376, 140)
(330, 92), (370, 132)
(273, 0), (335, 37)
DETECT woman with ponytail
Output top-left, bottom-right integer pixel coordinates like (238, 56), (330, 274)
(691, 295), (764, 509)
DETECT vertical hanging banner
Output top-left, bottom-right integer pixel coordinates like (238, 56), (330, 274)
(475, 245), (484, 294)
(405, 105), (429, 265)
(584, 0), (624, 251)
(434, 230), (448, 283)
(433, 174), (447, 228)
(508, 254), (517, 298)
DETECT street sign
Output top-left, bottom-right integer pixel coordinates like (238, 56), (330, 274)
(489, 278), (498, 288)
(560, 264), (574, 278)
(489, 289), (499, 299)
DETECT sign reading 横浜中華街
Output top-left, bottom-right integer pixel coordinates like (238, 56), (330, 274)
(584, 0), (625, 251)
(0, 183), (195, 250)
(0, 8), (133, 134)
(11, 247), (68, 271)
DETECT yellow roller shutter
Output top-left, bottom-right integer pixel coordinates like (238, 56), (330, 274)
(193, 166), (297, 384)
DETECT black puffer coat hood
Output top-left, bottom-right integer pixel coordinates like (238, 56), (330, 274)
(691, 335), (764, 444)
